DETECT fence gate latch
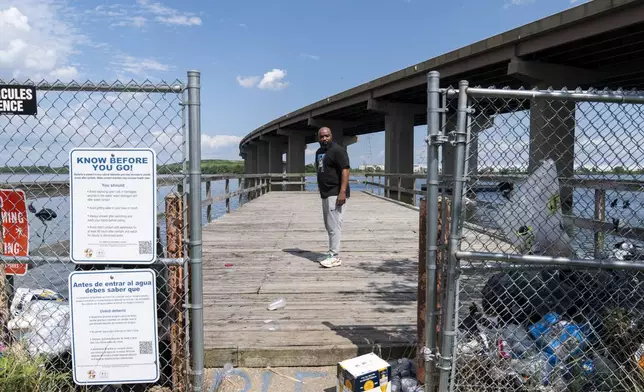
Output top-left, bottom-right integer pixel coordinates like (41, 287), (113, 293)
(425, 134), (449, 146)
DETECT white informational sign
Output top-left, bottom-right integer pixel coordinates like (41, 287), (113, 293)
(68, 269), (159, 385)
(69, 148), (157, 264)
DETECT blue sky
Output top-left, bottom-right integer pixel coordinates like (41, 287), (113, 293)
(0, 0), (600, 169)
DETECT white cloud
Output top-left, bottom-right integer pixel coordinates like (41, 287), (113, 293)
(0, 1), (86, 81)
(236, 75), (260, 88)
(258, 69), (289, 90)
(202, 135), (242, 150)
(301, 53), (320, 61)
(305, 148), (315, 156)
(0, 90), (186, 169)
(236, 69), (290, 90)
(503, 0), (535, 8)
(89, 1), (201, 29)
(0, 7), (30, 31)
(111, 54), (171, 77)
(136, 0), (201, 26)
(49, 65), (78, 80)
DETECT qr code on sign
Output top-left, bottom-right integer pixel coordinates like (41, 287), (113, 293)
(139, 241), (152, 255)
(139, 340), (153, 355)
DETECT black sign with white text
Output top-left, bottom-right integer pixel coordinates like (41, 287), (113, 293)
(0, 85), (37, 115)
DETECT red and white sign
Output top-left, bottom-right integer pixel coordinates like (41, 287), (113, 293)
(0, 189), (29, 275)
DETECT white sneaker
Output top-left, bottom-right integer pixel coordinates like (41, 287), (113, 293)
(320, 255), (342, 268)
(317, 251), (332, 262)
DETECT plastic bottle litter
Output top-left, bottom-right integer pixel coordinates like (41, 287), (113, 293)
(528, 313), (587, 365)
(400, 377), (419, 392)
(499, 324), (535, 358)
(263, 319), (280, 331)
(267, 297), (286, 310)
(391, 377), (402, 392)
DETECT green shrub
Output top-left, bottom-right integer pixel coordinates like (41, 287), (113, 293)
(0, 345), (78, 392)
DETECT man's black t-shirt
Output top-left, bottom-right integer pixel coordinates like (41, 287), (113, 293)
(315, 141), (351, 199)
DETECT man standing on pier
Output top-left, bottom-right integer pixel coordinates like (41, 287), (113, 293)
(315, 126), (350, 268)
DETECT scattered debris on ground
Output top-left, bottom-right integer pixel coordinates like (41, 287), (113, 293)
(455, 248), (644, 391)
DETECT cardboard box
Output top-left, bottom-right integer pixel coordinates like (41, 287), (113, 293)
(337, 353), (392, 392)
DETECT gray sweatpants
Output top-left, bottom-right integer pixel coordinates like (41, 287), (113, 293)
(322, 196), (347, 255)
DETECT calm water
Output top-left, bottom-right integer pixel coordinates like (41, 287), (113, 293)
(1, 173), (643, 296)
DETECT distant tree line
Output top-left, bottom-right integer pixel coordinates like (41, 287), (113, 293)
(477, 166), (644, 175)
(158, 159), (244, 174)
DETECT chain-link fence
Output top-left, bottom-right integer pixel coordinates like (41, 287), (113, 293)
(0, 72), (204, 391)
(424, 72), (644, 392)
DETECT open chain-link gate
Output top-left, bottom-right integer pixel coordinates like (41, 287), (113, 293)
(424, 71), (644, 392)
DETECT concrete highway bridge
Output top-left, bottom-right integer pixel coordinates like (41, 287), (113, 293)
(237, 0), (644, 207)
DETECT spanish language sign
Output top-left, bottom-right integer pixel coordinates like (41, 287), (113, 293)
(68, 269), (159, 385)
(69, 148), (157, 264)
(0, 85), (37, 115)
(0, 189), (29, 275)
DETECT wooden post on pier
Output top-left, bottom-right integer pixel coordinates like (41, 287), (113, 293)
(416, 195), (450, 383)
(0, 268), (9, 348)
(0, 222), (11, 348)
(165, 192), (187, 391)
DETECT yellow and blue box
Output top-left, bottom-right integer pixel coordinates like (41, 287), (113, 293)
(337, 353), (392, 392)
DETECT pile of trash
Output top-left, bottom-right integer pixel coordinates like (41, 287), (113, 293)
(455, 265), (644, 391)
(387, 357), (423, 392)
(452, 159), (644, 390)
(6, 287), (70, 358)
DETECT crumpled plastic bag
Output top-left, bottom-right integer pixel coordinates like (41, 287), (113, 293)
(9, 287), (64, 318)
(7, 288), (70, 358)
(491, 159), (574, 257)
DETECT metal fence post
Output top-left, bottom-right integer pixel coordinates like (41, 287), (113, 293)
(421, 70), (441, 392)
(187, 70), (205, 391)
(438, 80), (469, 392)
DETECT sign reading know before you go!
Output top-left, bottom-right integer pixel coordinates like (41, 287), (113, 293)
(68, 269), (159, 385)
(69, 148), (157, 264)
(0, 85), (37, 115)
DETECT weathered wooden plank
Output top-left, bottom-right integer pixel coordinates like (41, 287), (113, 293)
(202, 191), (504, 367)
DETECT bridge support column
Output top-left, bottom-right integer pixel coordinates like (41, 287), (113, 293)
(507, 58), (579, 215)
(307, 118), (352, 149)
(243, 144), (257, 175)
(529, 99), (575, 215)
(242, 144), (258, 201)
(442, 112), (489, 196)
(268, 140), (284, 191)
(384, 112), (415, 204)
(366, 98), (424, 205)
(442, 114), (457, 184)
(255, 141), (269, 175)
(261, 134), (288, 191)
(255, 141), (270, 196)
(286, 133), (306, 191)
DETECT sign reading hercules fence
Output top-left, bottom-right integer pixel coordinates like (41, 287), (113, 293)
(0, 85), (37, 115)
(69, 148), (157, 264)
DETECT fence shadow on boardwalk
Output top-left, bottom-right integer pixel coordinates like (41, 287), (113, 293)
(319, 257), (419, 363)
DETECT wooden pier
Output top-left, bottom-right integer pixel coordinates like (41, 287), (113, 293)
(201, 190), (503, 368)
